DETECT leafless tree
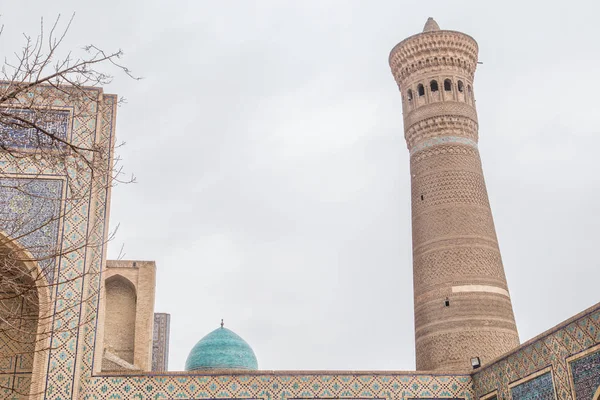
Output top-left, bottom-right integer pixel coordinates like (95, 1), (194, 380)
(0, 13), (137, 397)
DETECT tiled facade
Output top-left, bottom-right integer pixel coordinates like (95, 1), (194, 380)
(510, 370), (555, 400)
(0, 82), (116, 399)
(473, 304), (600, 400)
(569, 347), (600, 399)
(80, 372), (473, 400)
(152, 313), (171, 372)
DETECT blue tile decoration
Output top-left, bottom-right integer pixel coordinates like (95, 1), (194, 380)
(410, 136), (477, 156)
(185, 327), (258, 371)
(473, 305), (600, 400)
(0, 177), (63, 284)
(80, 373), (474, 400)
(571, 349), (600, 399)
(511, 372), (555, 400)
(0, 108), (70, 149)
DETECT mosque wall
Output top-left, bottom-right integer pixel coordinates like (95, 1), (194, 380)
(78, 303), (600, 400)
(0, 83), (117, 399)
(97, 260), (156, 372)
(80, 372), (474, 399)
(473, 302), (600, 400)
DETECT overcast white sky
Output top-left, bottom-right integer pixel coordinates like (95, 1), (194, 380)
(2, 0), (599, 372)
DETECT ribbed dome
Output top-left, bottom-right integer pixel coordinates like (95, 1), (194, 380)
(185, 326), (258, 371)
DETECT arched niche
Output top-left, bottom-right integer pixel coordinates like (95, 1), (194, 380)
(0, 231), (51, 399)
(103, 275), (137, 364)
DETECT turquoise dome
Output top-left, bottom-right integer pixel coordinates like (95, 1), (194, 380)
(185, 327), (258, 371)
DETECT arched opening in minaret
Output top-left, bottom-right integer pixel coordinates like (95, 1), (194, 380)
(407, 89), (413, 102)
(417, 84), (425, 97)
(457, 80), (464, 92)
(430, 80), (439, 92)
(444, 79), (452, 91)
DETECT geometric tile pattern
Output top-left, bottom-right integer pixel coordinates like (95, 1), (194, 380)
(152, 313), (171, 372)
(473, 303), (600, 400)
(0, 86), (118, 400)
(75, 93), (118, 398)
(511, 371), (555, 400)
(570, 348), (600, 400)
(0, 177), (63, 284)
(80, 373), (473, 400)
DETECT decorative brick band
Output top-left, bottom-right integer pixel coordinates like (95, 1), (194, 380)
(410, 136), (478, 156)
(452, 285), (509, 297)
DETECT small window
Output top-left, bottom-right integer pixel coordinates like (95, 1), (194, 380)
(458, 80), (464, 92)
(444, 79), (452, 91)
(468, 85), (473, 95)
(417, 84), (425, 97)
(407, 89), (413, 101)
(430, 80), (439, 92)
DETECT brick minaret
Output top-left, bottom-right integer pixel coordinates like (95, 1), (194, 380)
(389, 18), (520, 371)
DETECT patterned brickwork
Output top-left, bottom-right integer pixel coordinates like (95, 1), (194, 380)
(412, 247), (506, 293)
(404, 116), (478, 150)
(409, 137), (478, 157)
(410, 169), (490, 215)
(473, 303), (600, 400)
(410, 148), (482, 176)
(404, 103), (477, 133)
(80, 372), (473, 400)
(388, 30), (478, 83)
(510, 371), (555, 400)
(389, 20), (520, 371)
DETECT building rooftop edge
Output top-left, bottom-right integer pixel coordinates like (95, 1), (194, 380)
(106, 260), (156, 269)
(474, 300), (600, 374)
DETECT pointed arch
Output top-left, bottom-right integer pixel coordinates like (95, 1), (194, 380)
(103, 274), (137, 366)
(0, 230), (52, 399)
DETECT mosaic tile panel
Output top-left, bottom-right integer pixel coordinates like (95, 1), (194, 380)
(511, 372), (555, 400)
(0, 177), (63, 284)
(570, 349), (600, 400)
(473, 304), (600, 400)
(152, 313), (171, 372)
(80, 373), (473, 400)
(0, 108), (70, 149)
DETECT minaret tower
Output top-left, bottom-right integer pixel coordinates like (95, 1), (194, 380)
(389, 18), (520, 371)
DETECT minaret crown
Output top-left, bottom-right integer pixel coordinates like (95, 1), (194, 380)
(423, 17), (440, 32)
